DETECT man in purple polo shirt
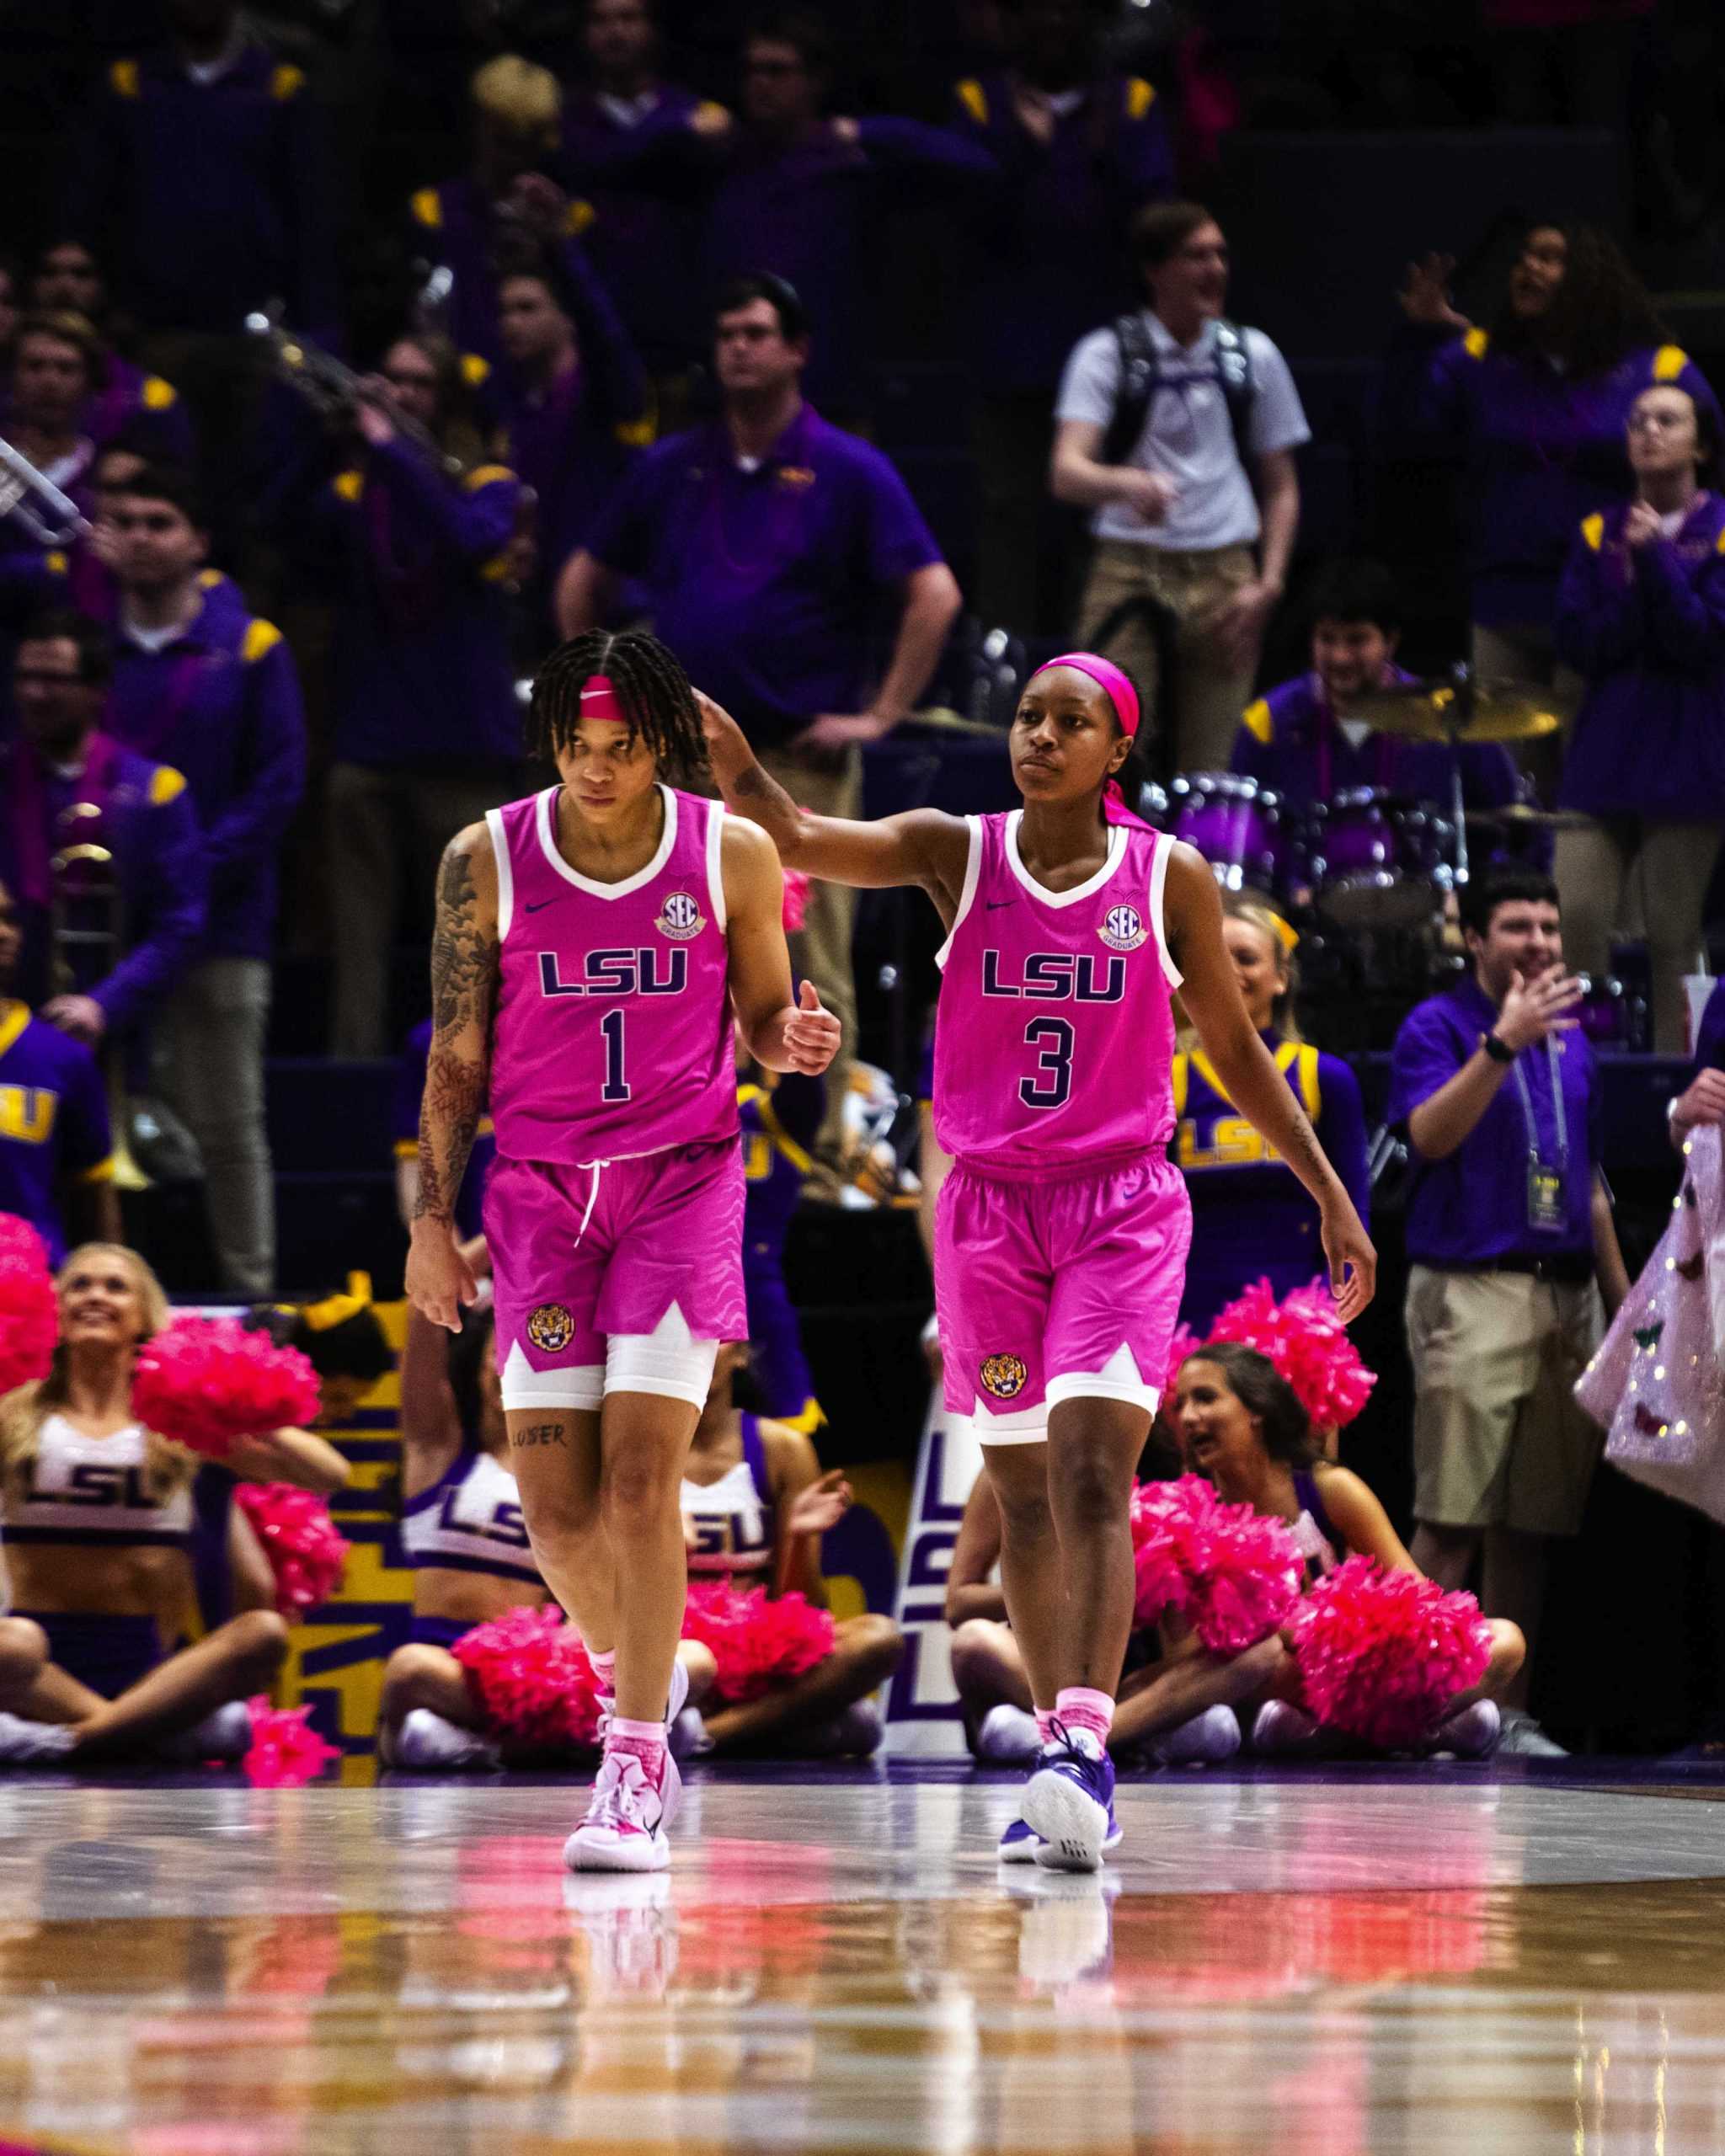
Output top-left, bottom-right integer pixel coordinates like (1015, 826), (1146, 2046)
(1389, 869), (1630, 1755)
(104, 466), (306, 1294)
(558, 272), (963, 1149)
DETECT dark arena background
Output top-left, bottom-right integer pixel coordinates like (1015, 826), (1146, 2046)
(1, 1), (1725, 2149)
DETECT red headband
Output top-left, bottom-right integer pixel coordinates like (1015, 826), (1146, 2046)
(579, 674), (628, 723)
(1029, 651), (1140, 737)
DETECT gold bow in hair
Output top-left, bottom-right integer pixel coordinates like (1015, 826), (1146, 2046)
(1265, 910), (1300, 956)
(301, 1273), (374, 1333)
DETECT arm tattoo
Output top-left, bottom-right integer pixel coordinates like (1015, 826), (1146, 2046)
(414, 843), (497, 1223)
(729, 757), (803, 845)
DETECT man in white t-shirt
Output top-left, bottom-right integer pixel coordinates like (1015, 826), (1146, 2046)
(1052, 201), (1310, 771)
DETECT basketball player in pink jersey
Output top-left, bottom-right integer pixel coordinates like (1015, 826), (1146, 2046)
(701, 654), (1375, 1871)
(407, 629), (839, 1872)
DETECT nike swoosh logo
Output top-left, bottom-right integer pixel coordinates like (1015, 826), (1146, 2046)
(523, 898), (559, 914)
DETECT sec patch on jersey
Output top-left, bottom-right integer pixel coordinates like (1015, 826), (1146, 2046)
(655, 890), (707, 941)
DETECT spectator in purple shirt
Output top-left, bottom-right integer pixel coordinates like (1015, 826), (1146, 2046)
(408, 56), (589, 374)
(950, 0), (1175, 634)
(1552, 382), (1725, 1053)
(0, 317), (103, 559)
(2, 609), (206, 1062)
(491, 228), (651, 644)
(1383, 223), (1719, 707)
(558, 272), (963, 1150)
(560, 0), (732, 383)
(104, 466), (306, 1295)
(266, 334), (526, 1058)
(25, 243), (195, 467)
(1387, 869), (1630, 1753)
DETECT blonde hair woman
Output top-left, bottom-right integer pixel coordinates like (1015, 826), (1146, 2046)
(0, 1244), (348, 1763)
(1172, 895), (1371, 1332)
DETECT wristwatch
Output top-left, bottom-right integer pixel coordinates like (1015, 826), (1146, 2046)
(1482, 1032), (1515, 1065)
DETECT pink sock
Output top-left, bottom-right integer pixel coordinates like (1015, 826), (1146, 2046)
(1034, 1709), (1056, 1748)
(1055, 1687), (1114, 1748)
(590, 1649), (617, 1695)
(606, 1715), (666, 1781)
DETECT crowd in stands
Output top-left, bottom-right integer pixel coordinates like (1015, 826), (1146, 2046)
(1, 0), (1724, 1767)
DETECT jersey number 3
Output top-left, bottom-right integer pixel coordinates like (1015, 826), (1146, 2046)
(1019, 1017), (1074, 1110)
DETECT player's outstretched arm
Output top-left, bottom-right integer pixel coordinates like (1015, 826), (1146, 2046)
(697, 691), (969, 905)
(1166, 844), (1377, 1321)
(406, 825), (499, 1331)
(722, 818), (842, 1075)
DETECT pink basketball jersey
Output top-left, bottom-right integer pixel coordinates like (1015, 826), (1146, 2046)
(487, 784), (738, 1165)
(932, 810), (1180, 1173)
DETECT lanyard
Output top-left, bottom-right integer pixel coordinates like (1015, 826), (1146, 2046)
(1509, 1038), (1567, 1170)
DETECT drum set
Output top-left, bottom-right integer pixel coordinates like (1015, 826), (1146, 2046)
(1142, 672), (1637, 1048)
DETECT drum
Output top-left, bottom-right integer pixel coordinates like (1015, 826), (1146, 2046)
(1576, 974), (1644, 1051)
(1168, 773), (1287, 897)
(1310, 789), (1445, 930)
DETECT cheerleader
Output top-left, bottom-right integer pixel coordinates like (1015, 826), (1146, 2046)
(1171, 1344), (1525, 1755)
(0, 1243), (349, 1763)
(382, 1238), (713, 1769)
(1174, 897), (1370, 1335)
(681, 1343), (904, 1756)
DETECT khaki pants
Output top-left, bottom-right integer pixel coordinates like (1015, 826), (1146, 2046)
(758, 742), (862, 1154)
(1074, 538), (1258, 772)
(327, 762), (518, 1058)
(1406, 1265), (1605, 1535)
(1553, 819), (1720, 1053)
(156, 957), (275, 1296)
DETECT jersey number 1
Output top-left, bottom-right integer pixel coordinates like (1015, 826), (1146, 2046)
(1019, 1017), (1074, 1110)
(601, 1009), (630, 1102)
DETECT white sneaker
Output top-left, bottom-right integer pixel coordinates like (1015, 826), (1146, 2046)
(564, 1750), (674, 1873)
(1498, 1708), (1567, 1758)
(0, 1713), (75, 1765)
(669, 1705), (712, 1760)
(394, 1709), (502, 1773)
(976, 1704), (1041, 1765)
(1426, 1700), (1502, 1759)
(1149, 1705), (1242, 1767)
(157, 1700), (254, 1764)
(1249, 1700), (1322, 1756)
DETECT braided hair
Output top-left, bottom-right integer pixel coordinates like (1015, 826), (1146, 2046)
(526, 629), (708, 784)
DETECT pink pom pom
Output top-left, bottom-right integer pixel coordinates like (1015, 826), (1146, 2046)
(782, 869), (810, 933)
(1291, 1556), (1493, 1748)
(1129, 1474), (1302, 1652)
(451, 1604), (602, 1747)
(0, 1213), (57, 1397)
(680, 1580), (836, 1704)
(131, 1315), (322, 1458)
(242, 1699), (339, 1787)
(233, 1483), (351, 1618)
(1207, 1277), (1376, 1430)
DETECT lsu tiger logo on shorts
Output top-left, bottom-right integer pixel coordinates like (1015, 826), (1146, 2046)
(980, 1352), (1028, 1400)
(656, 889), (706, 941)
(526, 1302), (575, 1353)
(1098, 902), (1148, 953)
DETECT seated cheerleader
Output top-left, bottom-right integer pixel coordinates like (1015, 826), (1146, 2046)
(946, 1471), (1267, 1776)
(681, 1342), (904, 1757)
(1171, 1343), (1525, 1757)
(0, 1242), (351, 1764)
(380, 1241), (713, 1770)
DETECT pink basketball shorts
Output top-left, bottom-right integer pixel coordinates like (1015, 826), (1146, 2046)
(486, 1139), (747, 1406)
(934, 1146), (1192, 1443)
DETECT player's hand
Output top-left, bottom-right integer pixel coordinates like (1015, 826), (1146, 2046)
(695, 689), (756, 787)
(406, 1219), (480, 1332)
(782, 979), (841, 1075)
(1397, 251), (1470, 334)
(787, 1468), (852, 1538)
(1672, 1067), (1725, 1136)
(40, 993), (105, 1043)
(1321, 1198), (1376, 1324)
(1494, 967), (1583, 1052)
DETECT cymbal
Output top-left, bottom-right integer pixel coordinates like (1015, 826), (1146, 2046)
(911, 705), (1008, 739)
(1465, 803), (1596, 832)
(1352, 680), (1566, 744)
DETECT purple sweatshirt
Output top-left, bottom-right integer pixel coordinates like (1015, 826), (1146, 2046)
(1380, 323), (1722, 629)
(1554, 492), (1725, 820)
(64, 43), (339, 341)
(104, 589), (305, 962)
(948, 72), (1174, 394)
(1232, 669), (1519, 810)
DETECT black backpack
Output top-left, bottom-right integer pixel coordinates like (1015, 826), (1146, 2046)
(1098, 312), (1257, 470)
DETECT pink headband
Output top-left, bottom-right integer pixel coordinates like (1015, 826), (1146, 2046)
(1029, 652), (1140, 738)
(579, 674), (627, 723)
